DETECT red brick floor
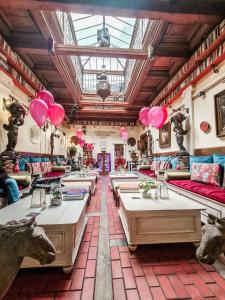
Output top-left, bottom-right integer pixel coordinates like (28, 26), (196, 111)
(4, 177), (225, 299)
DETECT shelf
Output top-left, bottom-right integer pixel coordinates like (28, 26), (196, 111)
(0, 66), (34, 97)
(0, 45), (42, 93)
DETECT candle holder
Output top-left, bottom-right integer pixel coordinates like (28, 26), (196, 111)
(157, 182), (169, 199)
(30, 188), (46, 208)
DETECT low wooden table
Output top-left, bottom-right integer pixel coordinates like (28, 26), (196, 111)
(0, 193), (89, 273)
(111, 179), (141, 206)
(62, 174), (97, 194)
(118, 189), (205, 251)
(109, 172), (139, 188)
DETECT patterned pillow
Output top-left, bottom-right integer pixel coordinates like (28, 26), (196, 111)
(191, 163), (221, 187)
(40, 162), (52, 174)
(31, 162), (42, 175)
(151, 160), (161, 171)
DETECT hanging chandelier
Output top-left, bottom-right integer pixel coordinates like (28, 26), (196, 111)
(96, 65), (111, 101)
(97, 16), (110, 47)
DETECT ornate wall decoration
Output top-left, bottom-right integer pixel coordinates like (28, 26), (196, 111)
(127, 137), (136, 147)
(200, 121), (210, 133)
(215, 91), (225, 137)
(29, 125), (40, 144)
(159, 122), (171, 148)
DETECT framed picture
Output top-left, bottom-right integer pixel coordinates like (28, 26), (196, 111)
(159, 122), (171, 148)
(215, 91), (225, 137)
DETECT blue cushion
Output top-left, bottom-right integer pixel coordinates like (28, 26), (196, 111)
(41, 157), (49, 162)
(170, 157), (178, 169)
(19, 157), (30, 171)
(213, 154), (225, 183)
(213, 154), (225, 166)
(0, 188), (5, 195)
(160, 156), (170, 161)
(30, 157), (42, 163)
(190, 156), (213, 168)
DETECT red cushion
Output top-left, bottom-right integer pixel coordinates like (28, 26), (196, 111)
(139, 169), (156, 178)
(167, 179), (225, 205)
(43, 172), (64, 178)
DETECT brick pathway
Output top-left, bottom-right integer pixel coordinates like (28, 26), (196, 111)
(4, 177), (225, 300)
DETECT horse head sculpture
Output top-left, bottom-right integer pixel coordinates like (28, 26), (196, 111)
(0, 218), (56, 299)
(196, 214), (225, 264)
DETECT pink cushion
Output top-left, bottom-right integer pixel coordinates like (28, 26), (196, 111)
(151, 160), (160, 171)
(167, 179), (225, 205)
(40, 162), (52, 174)
(139, 169), (156, 178)
(43, 171), (64, 178)
(31, 162), (42, 174)
(191, 163), (221, 187)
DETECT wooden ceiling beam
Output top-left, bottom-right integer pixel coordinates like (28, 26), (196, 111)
(33, 64), (57, 72)
(55, 44), (148, 60)
(55, 44), (189, 59)
(83, 69), (124, 76)
(0, 1), (222, 24)
(148, 70), (170, 78)
(47, 82), (66, 89)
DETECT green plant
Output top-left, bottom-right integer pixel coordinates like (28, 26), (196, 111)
(67, 146), (77, 156)
(138, 178), (156, 192)
(52, 189), (61, 198)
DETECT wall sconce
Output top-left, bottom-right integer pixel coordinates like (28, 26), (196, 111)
(198, 90), (206, 98)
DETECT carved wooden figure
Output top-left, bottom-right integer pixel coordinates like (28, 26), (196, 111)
(196, 214), (225, 264)
(2, 99), (26, 155)
(170, 112), (188, 153)
(0, 218), (56, 299)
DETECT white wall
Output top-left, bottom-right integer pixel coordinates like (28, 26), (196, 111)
(138, 61), (225, 155)
(0, 70), (66, 156)
(67, 124), (141, 170)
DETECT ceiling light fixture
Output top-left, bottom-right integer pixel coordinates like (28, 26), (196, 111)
(96, 64), (111, 101)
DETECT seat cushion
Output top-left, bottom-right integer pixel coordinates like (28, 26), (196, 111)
(43, 171), (64, 178)
(139, 169), (156, 178)
(190, 155), (213, 168)
(167, 179), (225, 205)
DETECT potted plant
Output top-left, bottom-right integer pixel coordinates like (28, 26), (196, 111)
(118, 165), (125, 175)
(138, 178), (157, 198)
(50, 187), (62, 206)
(67, 146), (77, 157)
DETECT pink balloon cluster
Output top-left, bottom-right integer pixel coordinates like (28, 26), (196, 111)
(29, 90), (65, 128)
(87, 143), (94, 151)
(139, 106), (168, 129)
(119, 127), (128, 141)
(75, 129), (85, 148)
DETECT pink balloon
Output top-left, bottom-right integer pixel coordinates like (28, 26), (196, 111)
(76, 129), (83, 139)
(29, 99), (48, 128)
(120, 127), (126, 133)
(121, 131), (128, 141)
(37, 90), (54, 107)
(149, 106), (168, 129)
(139, 107), (150, 127)
(79, 138), (85, 148)
(48, 103), (65, 127)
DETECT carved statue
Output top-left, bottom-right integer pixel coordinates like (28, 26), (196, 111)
(170, 112), (188, 153)
(2, 99), (26, 155)
(196, 214), (225, 264)
(50, 129), (60, 156)
(0, 218), (56, 299)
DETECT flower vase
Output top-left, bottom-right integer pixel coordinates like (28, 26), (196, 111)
(142, 190), (152, 199)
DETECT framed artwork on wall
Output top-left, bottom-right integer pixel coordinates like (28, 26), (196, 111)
(215, 91), (225, 137)
(159, 122), (171, 148)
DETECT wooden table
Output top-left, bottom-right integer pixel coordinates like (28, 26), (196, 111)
(111, 179), (141, 206)
(109, 172), (139, 188)
(62, 174), (97, 194)
(0, 193), (89, 273)
(118, 189), (205, 251)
